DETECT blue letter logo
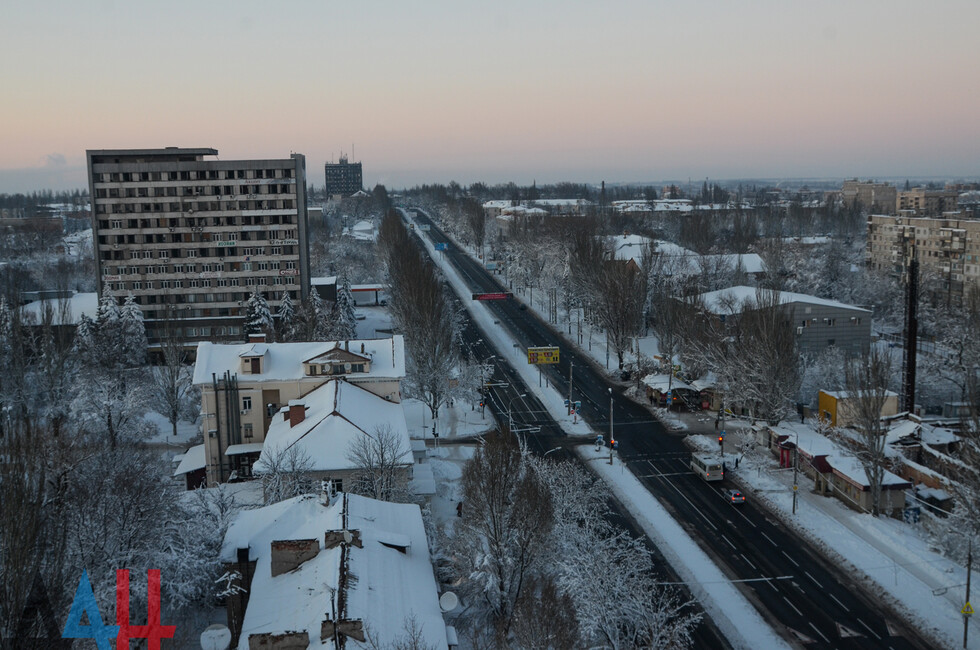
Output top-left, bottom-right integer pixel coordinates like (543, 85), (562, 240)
(62, 570), (119, 650)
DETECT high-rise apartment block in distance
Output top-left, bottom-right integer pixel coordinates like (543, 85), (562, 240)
(324, 155), (363, 199)
(867, 213), (980, 304)
(842, 180), (897, 214)
(87, 148), (309, 342)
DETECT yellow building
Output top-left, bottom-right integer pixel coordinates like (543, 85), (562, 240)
(818, 389), (899, 428)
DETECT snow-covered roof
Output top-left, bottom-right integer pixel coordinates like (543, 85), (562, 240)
(769, 422), (909, 488)
(640, 374), (697, 393)
(885, 419), (920, 445)
(19, 292), (98, 326)
(826, 453), (910, 488)
(255, 379), (412, 474)
(695, 286), (870, 315)
(482, 199), (514, 209)
(311, 276), (337, 286)
(920, 423), (959, 446)
(173, 444), (206, 476)
(221, 494), (447, 650)
(607, 234), (654, 262)
(225, 443), (265, 456)
(821, 389), (900, 400)
(192, 336), (405, 385)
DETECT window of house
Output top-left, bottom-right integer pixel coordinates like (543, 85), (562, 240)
(242, 396), (252, 411)
(243, 423), (253, 439)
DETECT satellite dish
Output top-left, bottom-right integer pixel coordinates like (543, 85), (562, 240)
(439, 591), (459, 612)
(200, 624), (232, 650)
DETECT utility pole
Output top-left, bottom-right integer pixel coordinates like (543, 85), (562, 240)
(792, 433), (799, 514)
(966, 538), (973, 649)
(608, 387), (614, 465)
(568, 361), (573, 415)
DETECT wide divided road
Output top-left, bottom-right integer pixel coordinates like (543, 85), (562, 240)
(409, 207), (934, 650)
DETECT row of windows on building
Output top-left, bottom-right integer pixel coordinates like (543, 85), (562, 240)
(96, 168), (293, 183)
(96, 199), (295, 214)
(104, 260), (297, 275)
(121, 290), (299, 314)
(95, 183), (294, 199)
(99, 215), (295, 230)
(99, 229), (295, 246)
(99, 245), (295, 261)
(104, 276), (297, 292)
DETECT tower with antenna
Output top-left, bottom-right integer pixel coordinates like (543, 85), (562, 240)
(324, 148), (363, 200)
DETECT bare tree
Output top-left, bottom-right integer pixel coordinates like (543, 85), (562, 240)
(452, 431), (554, 643)
(839, 347), (894, 517)
(151, 310), (195, 437)
(253, 445), (317, 505)
(379, 210), (460, 420)
(346, 424), (411, 502)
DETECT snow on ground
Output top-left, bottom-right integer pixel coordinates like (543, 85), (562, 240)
(690, 429), (976, 650)
(354, 304), (394, 339)
(142, 410), (201, 446)
(426, 445), (477, 540)
(402, 398), (496, 440)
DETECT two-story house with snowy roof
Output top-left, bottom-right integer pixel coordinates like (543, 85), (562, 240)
(191, 334), (405, 485)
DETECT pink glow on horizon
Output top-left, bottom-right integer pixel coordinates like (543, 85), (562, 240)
(1, 1), (978, 191)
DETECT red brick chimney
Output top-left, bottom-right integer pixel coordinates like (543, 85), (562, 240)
(288, 400), (306, 427)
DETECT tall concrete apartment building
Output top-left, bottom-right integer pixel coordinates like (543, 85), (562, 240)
(867, 213), (980, 303)
(87, 148), (309, 342)
(323, 155), (362, 199)
(896, 188), (960, 216)
(842, 180), (897, 213)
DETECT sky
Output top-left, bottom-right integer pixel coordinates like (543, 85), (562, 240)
(1, 1), (978, 193)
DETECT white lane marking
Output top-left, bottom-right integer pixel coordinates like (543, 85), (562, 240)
(761, 532), (778, 547)
(720, 534), (737, 550)
(783, 596), (803, 617)
(808, 622), (830, 643)
(644, 458), (718, 531)
(828, 592), (850, 612)
(781, 550), (800, 567)
(740, 553), (757, 570)
(857, 618), (882, 640)
(804, 570), (824, 589)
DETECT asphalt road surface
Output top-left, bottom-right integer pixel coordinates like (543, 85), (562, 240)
(408, 206), (935, 650)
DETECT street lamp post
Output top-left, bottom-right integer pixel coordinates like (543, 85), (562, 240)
(792, 432), (799, 514)
(608, 387), (615, 465)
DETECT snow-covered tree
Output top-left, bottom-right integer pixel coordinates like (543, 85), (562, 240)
(151, 312), (195, 437)
(253, 445), (316, 505)
(345, 424), (411, 502)
(304, 287), (331, 341)
(451, 431), (553, 643)
(94, 294), (122, 368)
(120, 293), (147, 367)
(836, 347), (894, 517)
(276, 291), (296, 342)
(330, 272), (357, 340)
(244, 291), (274, 339)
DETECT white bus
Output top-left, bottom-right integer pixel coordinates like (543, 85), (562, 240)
(691, 453), (724, 482)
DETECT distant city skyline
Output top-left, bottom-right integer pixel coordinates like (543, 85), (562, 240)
(2, 1), (978, 193)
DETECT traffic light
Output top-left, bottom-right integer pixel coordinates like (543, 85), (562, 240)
(718, 436), (724, 446)
(479, 400), (484, 408)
